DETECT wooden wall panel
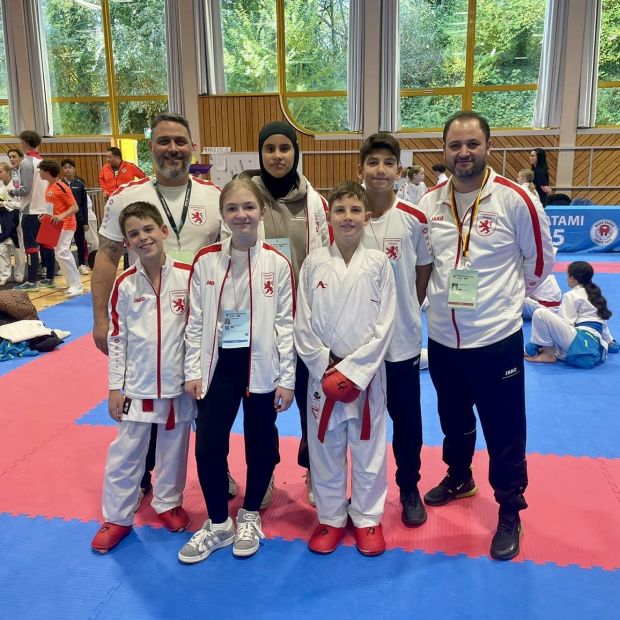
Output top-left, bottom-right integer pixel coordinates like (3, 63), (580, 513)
(199, 95), (620, 204)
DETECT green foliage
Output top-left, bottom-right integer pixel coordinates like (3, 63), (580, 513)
(41, 0), (167, 136)
(287, 97), (348, 132)
(399, 0), (545, 129)
(599, 0), (620, 82)
(220, 0), (278, 92)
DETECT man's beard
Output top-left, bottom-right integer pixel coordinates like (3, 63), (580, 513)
(155, 154), (190, 180)
(448, 157), (487, 181)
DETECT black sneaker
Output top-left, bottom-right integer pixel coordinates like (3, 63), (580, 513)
(423, 474), (478, 506)
(400, 489), (427, 526)
(490, 513), (522, 561)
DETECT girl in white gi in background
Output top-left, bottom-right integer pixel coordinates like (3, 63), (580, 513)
(396, 165), (428, 205)
(522, 246), (562, 319)
(525, 261), (617, 368)
(178, 178), (295, 564)
(294, 182), (396, 557)
(91, 201), (196, 554)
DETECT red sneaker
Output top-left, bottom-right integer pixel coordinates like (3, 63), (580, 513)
(158, 506), (190, 532)
(353, 524), (385, 556)
(91, 522), (132, 554)
(308, 524), (345, 554)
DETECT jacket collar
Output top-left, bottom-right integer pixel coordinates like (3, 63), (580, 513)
(435, 166), (497, 208)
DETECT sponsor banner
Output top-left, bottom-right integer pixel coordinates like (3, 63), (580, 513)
(546, 205), (620, 252)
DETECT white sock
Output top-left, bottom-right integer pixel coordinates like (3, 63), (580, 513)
(211, 517), (232, 531)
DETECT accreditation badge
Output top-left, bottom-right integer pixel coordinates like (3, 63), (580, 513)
(447, 269), (479, 310)
(266, 238), (292, 262)
(222, 309), (251, 348)
(168, 250), (196, 265)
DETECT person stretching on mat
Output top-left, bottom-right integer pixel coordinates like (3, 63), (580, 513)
(178, 177), (295, 563)
(525, 261), (618, 367)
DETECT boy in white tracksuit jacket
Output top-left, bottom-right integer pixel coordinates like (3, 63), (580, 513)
(294, 181), (395, 557)
(91, 201), (195, 554)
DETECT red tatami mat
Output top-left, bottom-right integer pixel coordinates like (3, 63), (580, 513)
(0, 336), (108, 474)
(553, 261), (620, 273)
(0, 421), (617, 570)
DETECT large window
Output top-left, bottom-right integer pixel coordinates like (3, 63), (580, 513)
(218, 0), (349, 133)
(40, 0), (167, 142)
(399, 0), (546, 130)
(0, 6), (11, 134)
(597, 0), (620, 125)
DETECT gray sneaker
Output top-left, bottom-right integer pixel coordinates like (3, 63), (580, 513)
(15, 281), (38, 292)
(233, 509), (265, 557)
(39, 278), (56, 289)
(177, 519), (234, 564)
(260, 474), (275, 509)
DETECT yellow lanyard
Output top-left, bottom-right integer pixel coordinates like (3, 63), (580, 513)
(448, 168), (490, 261)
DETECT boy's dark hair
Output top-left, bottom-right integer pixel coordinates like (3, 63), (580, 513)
(442, 110), (491, 143)
(7, 148), (23, 158)
(151, 112), (191, 137)
(328, 181), (368, 211)
(119, 201), (165, 235)
(19, 130), (42, 149)
(432, 163), (446, 173)
(38, 159), (60, 177)
(107, 146), (122, 159)
(359, 132), (400, 165)
(61, 158), (76, 168)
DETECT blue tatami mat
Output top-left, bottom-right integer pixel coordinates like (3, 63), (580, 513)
(1, 514), (617, 620)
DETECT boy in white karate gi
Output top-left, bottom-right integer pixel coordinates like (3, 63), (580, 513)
(294, 181), (395, 556)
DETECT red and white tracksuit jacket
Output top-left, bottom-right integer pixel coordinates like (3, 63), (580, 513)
(108, 255), (195, 422)
(185, 238), (296, 397)
(418, 167), (554, 349)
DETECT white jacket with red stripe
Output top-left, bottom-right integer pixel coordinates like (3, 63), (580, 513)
(418, 167), (554, 349)
(184, 238), (296, 397)
(108, 255), (192, 398)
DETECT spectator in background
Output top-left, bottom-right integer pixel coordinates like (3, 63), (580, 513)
(61, 158), (90, 275)
(1, 155), (25, 284)
(8, 130), (51, 292)
(98, 146), (146, 201)
(8, 148), (24, 175)
(38, 159), (83, 297)
(397, 165), (427, 205)
(529, 148), (551, 208)
(432, 163), (448, 185)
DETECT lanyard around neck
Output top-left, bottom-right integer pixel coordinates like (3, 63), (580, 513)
(153, 179), (192, 250)
(449, 168), (490, 260)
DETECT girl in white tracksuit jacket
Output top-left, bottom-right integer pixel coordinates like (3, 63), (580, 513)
(179, 178), (296, 563)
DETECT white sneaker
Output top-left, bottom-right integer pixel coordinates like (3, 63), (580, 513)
(233, 509), (265, 557)
(178, 519), (235, 564)
(65, 286), (84, 297)
(0, 279), (7, 286)
(54, 329), (71, 341)
(260, 474), (274, 509)
(78, 265), (90, 275)
(304, 470), (315, 506)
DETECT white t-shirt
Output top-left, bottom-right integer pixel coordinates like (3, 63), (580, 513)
(362, 198), (433, 361)
(99, 177), (222, 256)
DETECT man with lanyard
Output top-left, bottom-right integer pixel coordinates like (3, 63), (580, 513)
(92, 112), (222, 503)
(99, 146), (146, 201)
(417, 111), (554, 561)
